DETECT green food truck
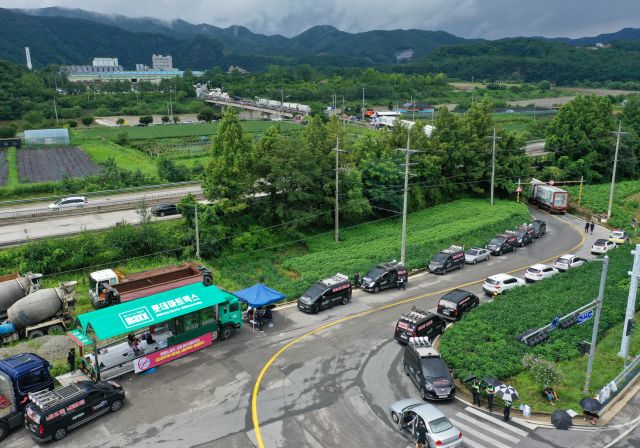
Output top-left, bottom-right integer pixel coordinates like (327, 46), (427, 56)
(68, 282), (242, 380)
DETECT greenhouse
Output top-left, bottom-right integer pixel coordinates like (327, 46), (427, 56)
(24, 128), (70, 146)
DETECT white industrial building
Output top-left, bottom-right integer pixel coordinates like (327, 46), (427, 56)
(92, 57), (119, 67)
(152, 54), (173, 70)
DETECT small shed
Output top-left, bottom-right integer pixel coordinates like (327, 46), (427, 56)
(0, 138), (20, 149)
(24, 128), (70, 146)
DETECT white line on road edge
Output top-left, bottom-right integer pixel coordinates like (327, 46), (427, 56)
(464, 406), (530, 436)
(449, 418), (513, 448)
(603, 415), (640, 448)
(461, 437), (489, 448)
(511, 417), (539, 431)
(455, 412), (521, 443)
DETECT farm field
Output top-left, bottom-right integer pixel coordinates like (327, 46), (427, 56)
(74, 120), (303, 141)
(0, 150), (6, 186)
(566, 180), (640, 229)
(17, 146), (100, 182)
(208, 199), (530, 298)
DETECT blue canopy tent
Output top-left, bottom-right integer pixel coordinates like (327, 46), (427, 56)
(233, 283), (285, 308)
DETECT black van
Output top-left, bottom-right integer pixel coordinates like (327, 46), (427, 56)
(509, 225), (535, 247)
(361, 261), (408, 293)
(403, 337), (455, 401)
(394, 307), (446, 343)
(25, 381), (125, 442)
(428, 245), (465, 274)
(297, 273), (352, 314)
(436, 289), (480, 320)
(486, 234), (518, 256)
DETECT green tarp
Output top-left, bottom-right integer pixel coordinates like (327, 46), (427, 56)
(77, 282), (233, 341)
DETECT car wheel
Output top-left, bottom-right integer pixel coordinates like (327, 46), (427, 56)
(342, 295), (349, 305)
(391, 411), (400, 424)
(47, 324), (65, 335)
(53, 428), (67, 441)
(373, 285), (380, 294)
(0, 422), (9, 441)
(473, 259), (477, 265)
(159, 211), (165, 217)
(498, 250), (503, 256)
(312, 304), (320, 314)
(110, 399), (123, 412)
(421, 387), (429, 401)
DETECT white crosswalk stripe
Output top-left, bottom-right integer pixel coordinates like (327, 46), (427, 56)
(465, 406), (530, 436)
(450, 406), (535, 448)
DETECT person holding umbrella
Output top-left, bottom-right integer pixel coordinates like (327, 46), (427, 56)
(580, 397), (602, 425)
(503, 400), (512, 421)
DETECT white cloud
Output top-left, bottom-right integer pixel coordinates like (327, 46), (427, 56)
(2, 0), (640, 38)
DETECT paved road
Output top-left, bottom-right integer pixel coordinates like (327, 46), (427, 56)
(4, 208), (631, 448)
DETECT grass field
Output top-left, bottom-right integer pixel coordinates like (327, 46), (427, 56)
(208, 199), (530, 298)
(493, 112), (554, 137)
(79, 139), (159, 177)
(6, 147), (18, 187)
(74, 121), (303, 141)
(566, 180), (640, 229)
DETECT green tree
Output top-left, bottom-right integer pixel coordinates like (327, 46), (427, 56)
(66, 120), (77, 128)
(81, 116), (94, 126)
(139, 115), (153, 126)
(115, 131), (129, 146)
(0, 125), (17, 138)
(116, 118), (125, 126)
(197, 108), (216, 122)
(161, 115), (170, 124)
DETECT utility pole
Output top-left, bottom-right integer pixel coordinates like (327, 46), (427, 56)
(333, 137), (348, 242)
(578, 175), (584, 206)
(195, 204), (201, 259)
(489, 126), (501, 206)
(362, 85), (365, 122)
(398, 132), (418, 264)
(619, 245), (640, 362)
(584, 255), (609, 394)
(607, 121), (625, 220)
(53, 100), (59, 124)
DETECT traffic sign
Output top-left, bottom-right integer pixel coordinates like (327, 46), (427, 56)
(516, 186), (523, 193)
(551, 315), (561, 329)
(577, 309), (594, 325)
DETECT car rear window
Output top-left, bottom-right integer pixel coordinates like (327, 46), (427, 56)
(428, 416), (454, 433)
(611, 232), (624, 238)
(485, 278), (499, 285)
(467, 250), (479, 256)
(439, 299), (457, 309)
(527, 268), (541, 273)
(556, 257), (570, 263)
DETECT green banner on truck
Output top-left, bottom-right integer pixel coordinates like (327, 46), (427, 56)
(76, 282), (235, 341)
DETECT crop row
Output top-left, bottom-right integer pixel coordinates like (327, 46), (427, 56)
(439, 247), (635, 381)
(17, 147), (100, 183)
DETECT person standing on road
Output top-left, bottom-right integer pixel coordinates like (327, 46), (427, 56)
(397, 277), (406, 291)
(353, 272), (361, 289)
(471, 380), (481, 406)
(414, 418), (427, 448)
(590, 222), (595, 234)
(486, 384), (495, 413)
(503, 400), (512, 421)
(67, 348), (76, 373)
(584, 221), (590, 233)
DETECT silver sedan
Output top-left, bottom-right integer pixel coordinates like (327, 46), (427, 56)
(464, 247), (491, 264)
(389, 399), (463, 448)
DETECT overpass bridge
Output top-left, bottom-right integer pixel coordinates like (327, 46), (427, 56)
(204, 96), (308, 120)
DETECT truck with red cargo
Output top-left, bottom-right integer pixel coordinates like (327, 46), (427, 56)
(89, 263), (212, 309)
(528, 178), (569, 214)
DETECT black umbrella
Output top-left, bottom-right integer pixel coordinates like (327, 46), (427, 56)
(580, 398), (602, 412)
(463, 375), (478, 383)
(482, 377), (501, 386)
(551, 410), (573, 430)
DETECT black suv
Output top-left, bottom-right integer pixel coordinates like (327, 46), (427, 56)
(25, 381), (125, 442)
(437, 289), (479, 320)
(394, 307), (446, 343)
(298, 273), (352, 314)
(403, 337), (455, 401)
(531, 219), (547, 238)
(428, 245), (465, 274)
(509, 225), (535, 247)
(486, 234), (518, 256)
(361, 261), (407, 293)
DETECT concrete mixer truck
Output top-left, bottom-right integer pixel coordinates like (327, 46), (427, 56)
(0, 281), (77, 343)
(0, 272), (42, 320)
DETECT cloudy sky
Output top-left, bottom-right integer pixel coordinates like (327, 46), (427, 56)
(4, 0), (640, 38)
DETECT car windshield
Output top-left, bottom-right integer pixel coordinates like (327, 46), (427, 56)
(303, 284), (326, 300)
(365, 267), (385, 279)
(428, 416), (454, 434)
(527, 268), (541, 273)
(489, 237), (504, 245)
(432, 253), (448, 262)
(513, 230), (525, 236)
(467, 250), (479, 256)
(611, 231), (624, 238)
(485, 277), (499, 285)
(421, 357), (450, 379)
(594, 240), (606, 246)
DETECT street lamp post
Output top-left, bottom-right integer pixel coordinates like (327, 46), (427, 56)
(398, 133), (419, 264)
(584, 256), (609, 394)
(607, 121), (627, 220)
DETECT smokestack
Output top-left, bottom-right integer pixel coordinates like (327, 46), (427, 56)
(25, 47), (33, 70)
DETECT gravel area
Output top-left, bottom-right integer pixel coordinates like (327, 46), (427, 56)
(0, 335), (75, 363)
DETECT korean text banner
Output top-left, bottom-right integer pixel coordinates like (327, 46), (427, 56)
(133, 333), (213, 373)
(77, 282), (233, 341)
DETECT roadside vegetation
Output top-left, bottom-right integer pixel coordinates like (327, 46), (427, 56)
(440, 248), (637, 411)
(566, 180), (640, 230)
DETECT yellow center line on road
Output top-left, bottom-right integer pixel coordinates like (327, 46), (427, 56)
(251, 211), (586, 448)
